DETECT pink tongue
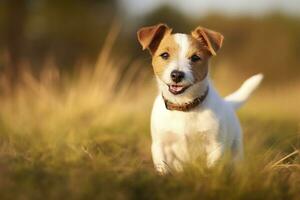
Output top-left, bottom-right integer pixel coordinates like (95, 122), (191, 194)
(171, 85), (183, 92)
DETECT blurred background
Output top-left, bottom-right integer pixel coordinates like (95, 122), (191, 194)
(1, 0), (300, 82)
(1, 0), (300, 117)
(0, 1), (299, 199)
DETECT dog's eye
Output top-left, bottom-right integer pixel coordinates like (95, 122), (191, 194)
(160, 52), (169, 60)
(190, 55), (202, 62)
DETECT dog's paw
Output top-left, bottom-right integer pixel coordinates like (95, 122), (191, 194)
(155, 165), (169, 175)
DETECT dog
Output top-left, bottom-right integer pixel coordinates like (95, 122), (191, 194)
(137, 24), (263, 174)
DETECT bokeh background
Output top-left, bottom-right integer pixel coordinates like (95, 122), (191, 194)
(0, 1), (299, 199)
(1, 0), (300, 117)
(1, 0), (300, 81)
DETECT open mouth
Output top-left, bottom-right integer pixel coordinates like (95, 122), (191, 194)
(168, 84), (191, 95)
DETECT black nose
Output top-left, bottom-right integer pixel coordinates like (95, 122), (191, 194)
(171, 70), (185, 83)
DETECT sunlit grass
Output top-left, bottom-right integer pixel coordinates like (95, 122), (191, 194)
(0, 28), (299, 199)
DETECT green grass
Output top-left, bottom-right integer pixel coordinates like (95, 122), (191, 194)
(0, 108), (299, 200)
(0, 83), (299, 200)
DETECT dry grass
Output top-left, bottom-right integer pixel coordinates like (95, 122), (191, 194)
(0, 28), (299, 200)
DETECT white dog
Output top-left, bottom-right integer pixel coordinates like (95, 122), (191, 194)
(137, 24), (263, 174)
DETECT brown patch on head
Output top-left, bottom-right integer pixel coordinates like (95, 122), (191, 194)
(187, 26), (224, 82)
(186, 35), (211, 82)
(191, 26), (224, 56)
(151, 33), (212, 82)
(137, 23), (172, 55)
(151, 34), (179, 77)
(137, 24), (224, 84)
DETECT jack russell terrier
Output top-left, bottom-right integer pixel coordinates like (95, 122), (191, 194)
(137, 24), (263, 174)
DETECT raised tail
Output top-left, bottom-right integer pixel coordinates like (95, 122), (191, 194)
(225, 74), (263, 110)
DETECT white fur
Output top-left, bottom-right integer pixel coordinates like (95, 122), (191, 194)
(174, 34), (189, 63)
(159, 34), (197, 104)
(225, 74), (264, 109)
(151, 34), (262, 174)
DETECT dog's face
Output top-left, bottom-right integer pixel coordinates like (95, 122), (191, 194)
(137, 24), (223, 99)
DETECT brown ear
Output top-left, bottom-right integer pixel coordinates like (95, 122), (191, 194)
(137, 24), (172, 54)
(191, 26), (224, 56)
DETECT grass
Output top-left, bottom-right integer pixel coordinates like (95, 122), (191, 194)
(0, 30), (299, 200)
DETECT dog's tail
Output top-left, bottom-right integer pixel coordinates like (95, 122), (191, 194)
(224, 74), (263, 110)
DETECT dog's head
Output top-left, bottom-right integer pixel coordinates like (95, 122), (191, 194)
(137, 24), (223, 102)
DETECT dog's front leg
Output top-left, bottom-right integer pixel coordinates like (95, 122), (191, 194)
(151, 142), (168, 174)
(206, 142), (223, 167)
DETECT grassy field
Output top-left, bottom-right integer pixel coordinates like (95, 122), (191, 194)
(0, 34), (299, 200)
